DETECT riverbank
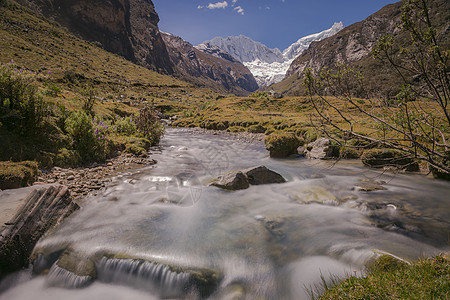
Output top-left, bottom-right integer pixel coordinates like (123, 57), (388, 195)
(33, 151), (157, 202)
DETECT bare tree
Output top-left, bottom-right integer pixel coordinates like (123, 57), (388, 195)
(303, 0), (449, 177)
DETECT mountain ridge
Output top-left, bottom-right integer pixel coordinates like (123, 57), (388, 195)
(197, 23), (344, 87)
(273, 0), (449, 97)
(162, 32), (258, 96)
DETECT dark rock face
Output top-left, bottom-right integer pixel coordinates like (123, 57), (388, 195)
(211, 165), (285, 191)
(285, 2), (402, 79)
(276, 0), (449, 97)
(162, 33), (259, 96)
(18, 0), (174, 74)
(243, 166), (286, 185)
(0, 185), (78, 279)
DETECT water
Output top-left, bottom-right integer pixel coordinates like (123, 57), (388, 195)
(2, 128), (449, 299)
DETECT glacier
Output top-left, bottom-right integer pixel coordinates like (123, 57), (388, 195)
(196, 22), (344, 87)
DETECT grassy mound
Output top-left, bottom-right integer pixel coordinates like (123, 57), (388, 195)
(319, 254), (449, 299)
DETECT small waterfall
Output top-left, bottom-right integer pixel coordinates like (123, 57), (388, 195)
(95, 257), (192, 298)
(47, 262), (93, 288)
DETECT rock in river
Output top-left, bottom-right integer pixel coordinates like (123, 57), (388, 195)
(211, 165), (286, 190)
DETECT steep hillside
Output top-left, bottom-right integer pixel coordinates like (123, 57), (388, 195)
(16, 0), (174, 74)
(162, 33), (258, 96)
(0, 0), (220, 117)
(272, 0), (449, 97)
(0, 0), (222, 165)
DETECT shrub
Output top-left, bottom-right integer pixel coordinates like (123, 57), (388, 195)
(0, 62), (48, 134)
(115, 116), (136, 136)
(81, 84), (96, 116)
(65, 111), (105, 162)
(134, 106), (164, 146)
(54, 148), (81, 167)
(264, 132), (302, 158)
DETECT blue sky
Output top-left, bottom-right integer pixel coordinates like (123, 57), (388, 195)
(153, 0), (398, 50)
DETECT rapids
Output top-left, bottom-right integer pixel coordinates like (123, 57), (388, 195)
(1, 128), (449, 299)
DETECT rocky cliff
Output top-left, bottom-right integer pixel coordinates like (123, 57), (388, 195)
(162, 33), (258, 96)
(273, 0), (449, 97)
(284, 2), (402, 79)
(16, 0), (174, 74)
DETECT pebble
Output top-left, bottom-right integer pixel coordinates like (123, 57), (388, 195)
(36, 153), (157, 200)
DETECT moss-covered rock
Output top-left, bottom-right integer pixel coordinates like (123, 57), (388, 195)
(428, 156), (450, 180)
(248, 124), (266, 133)
(264, 132), (302, 158)
(340, 146), (361, 159)
(361, 149), (419, 171)
(0, 161), (38, 190)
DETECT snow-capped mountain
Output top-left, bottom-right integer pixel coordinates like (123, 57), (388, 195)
(196, 22), (344, 87)
(282, 22), (344, 60)
(199, 35), (284, 64)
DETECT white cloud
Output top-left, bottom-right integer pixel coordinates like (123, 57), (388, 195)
(234, 5), (244, 15)
(207, 1), (229, 9)
(197, 5), (204, 9)
(232, 0), (238, 5)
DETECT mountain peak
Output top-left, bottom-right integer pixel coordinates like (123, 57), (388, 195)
(197, 23), (344, 87)
(282, 22), (344, 60)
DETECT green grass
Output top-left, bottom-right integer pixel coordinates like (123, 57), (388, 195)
(0, 160), (38, 189)
(0, 0), (221, 170)
(319, 254), (449, 300)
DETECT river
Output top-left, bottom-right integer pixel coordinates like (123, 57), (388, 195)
(1, 128), (449, 299)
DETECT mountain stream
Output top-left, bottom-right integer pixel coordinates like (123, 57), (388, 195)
(1, 128), (449, 299)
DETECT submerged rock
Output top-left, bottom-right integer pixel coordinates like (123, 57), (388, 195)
(34, 250), (222, 299)
(211, 165), (285, 190)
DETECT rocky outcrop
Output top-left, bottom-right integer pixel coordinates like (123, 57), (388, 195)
(0, 185), (78, 278)
(162, 33), (258, 96)
(274, 0), (449, 97)
(18, 0), (174, 74)
(211, 165), (285, 190)
(284, 2), (402, 79)
(304, 138), (340, 159)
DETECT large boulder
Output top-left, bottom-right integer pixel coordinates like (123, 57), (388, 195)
(361, 149), (419, 172)
(243, 165), (286, 185)
(211, 171), (250, 191)
(304, 138), (340, 159)
(0, 185), (78, 279)
(264, 133), (302, 158)
(211, 165), (286, 191)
